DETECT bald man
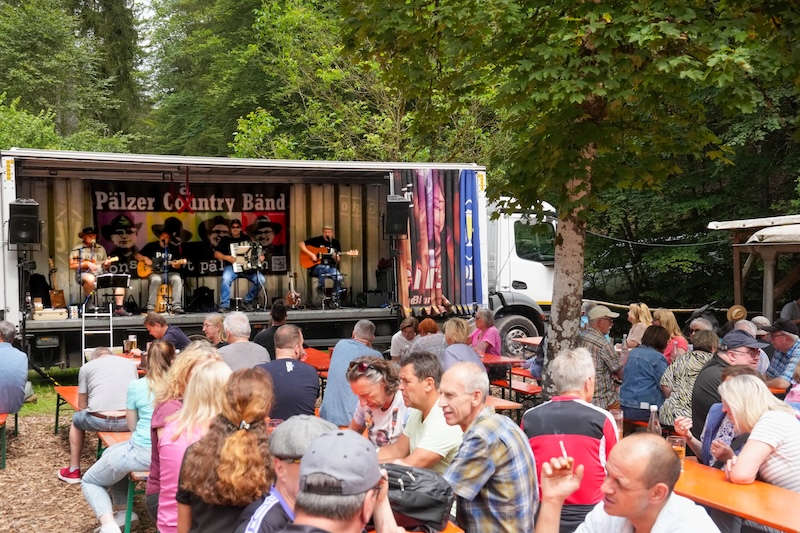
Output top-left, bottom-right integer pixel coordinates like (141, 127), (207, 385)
(535, 433), (719, 533)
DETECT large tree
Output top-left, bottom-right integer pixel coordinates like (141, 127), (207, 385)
(341, 1), (800, 365)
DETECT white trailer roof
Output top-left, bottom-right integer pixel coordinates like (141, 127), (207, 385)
(707, 214), (800, 231)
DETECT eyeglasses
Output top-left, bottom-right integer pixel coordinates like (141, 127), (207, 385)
(231, 225), (241, 230)
(276, 456), (301, 464)
(256, 229), (274, 235)
(728, 348), (758, 358)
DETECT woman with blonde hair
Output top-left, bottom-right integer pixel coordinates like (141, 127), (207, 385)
(202, 313), (226, 348)
(626, 302), (653, 348)
(145, 341), (220, 520)
(176, 368), (275, 532)
(652, 308), (688, 364)
(441, 317), (482, 371)
(718, 374), (800, 492)
(157, 359), (232, 533)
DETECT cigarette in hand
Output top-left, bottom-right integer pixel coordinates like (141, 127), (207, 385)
(559, 440), (568, 459)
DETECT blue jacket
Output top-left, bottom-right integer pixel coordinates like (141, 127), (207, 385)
(620, 345), (667, 410)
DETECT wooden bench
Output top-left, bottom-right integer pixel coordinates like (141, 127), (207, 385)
(490, 379), (542, 401)
(54, 385), (80, 435)
(511, 367), (535, 380)
(0, 413), (19, 470)
(97, 430), (132, 458)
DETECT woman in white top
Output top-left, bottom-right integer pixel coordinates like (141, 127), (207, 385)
(719, 374), (800, 493)
(626, 302), (653, 348)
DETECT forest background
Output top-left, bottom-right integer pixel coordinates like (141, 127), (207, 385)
(1, 0), (798, 317)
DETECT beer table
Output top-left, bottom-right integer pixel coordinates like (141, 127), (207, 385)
(674, 457), (800, 532)
(303, 347), (331, 372)
(513, 336), (543, 348)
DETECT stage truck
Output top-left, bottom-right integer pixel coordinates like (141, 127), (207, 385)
(0, 149), (554, 364)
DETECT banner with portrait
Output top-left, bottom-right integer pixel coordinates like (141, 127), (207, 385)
(90, 182), (290, 277)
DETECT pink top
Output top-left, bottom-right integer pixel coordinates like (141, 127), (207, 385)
(156, 419), (207, 533)
(146, 399), (182, 495)
(786, 383), (800, 403)
(470, 326), (502, 356)
(662, 336), (689, 365)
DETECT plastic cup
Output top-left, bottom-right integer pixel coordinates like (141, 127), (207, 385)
(610, 409), (624, 441)
(667, 436), (686, 469)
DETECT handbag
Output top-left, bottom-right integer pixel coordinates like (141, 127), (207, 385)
(380, 463), (454, 533)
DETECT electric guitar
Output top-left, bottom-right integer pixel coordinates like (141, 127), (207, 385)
(299, 245), (359, 269)
(48, 258), (66, 308)
(137, 258), (188, 278)
(285, 272), (302, 309)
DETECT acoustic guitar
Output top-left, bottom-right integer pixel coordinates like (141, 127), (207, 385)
(48, 257), (66, 309)
(299, 245), (359, 270)
(285, 271), (302, 309)
(137, 258), (188, 278)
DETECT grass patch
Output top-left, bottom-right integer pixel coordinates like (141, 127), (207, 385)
(18, 367), (80, 417)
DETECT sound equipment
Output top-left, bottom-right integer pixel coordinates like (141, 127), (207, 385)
(386, 195), (410, 236)
(299, 245), (359, 270)
(9, 199), (40, 244)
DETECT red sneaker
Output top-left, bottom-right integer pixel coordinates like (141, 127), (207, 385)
(58, 466), (81, 484)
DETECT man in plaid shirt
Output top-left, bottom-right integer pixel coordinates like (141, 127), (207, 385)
(578, 305), (623, 409)
(440, 362), (538, 532)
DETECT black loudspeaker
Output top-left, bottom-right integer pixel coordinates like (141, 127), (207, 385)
(9, 199), (40, 244)
(386, 195), (410, 236)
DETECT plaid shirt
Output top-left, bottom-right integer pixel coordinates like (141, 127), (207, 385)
(578, 327), (621, 409)
(766, 339), (800, 383)
(444, 407), (538, 533)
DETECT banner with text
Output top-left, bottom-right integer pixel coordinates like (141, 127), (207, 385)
(90, 181), (289, 277)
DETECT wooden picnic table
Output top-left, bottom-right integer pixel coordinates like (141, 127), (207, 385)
(513, 336), (543, 348)
(304, 347), (331, 372)
(674, 457), (800, 532)
(486, 395), (523, 411)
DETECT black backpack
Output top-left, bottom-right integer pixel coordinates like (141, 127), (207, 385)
(379, 463), (455, 532)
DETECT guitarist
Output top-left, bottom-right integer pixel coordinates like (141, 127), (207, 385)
(213, 219), (265, 312)
(300, 224), (344, 300)
(135, 229), (186, 314)
(70, 226), (128, 315)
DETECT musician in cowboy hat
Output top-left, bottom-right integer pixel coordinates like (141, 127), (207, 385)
(215, 218), (266, 312)
(70, 226), (128, 315)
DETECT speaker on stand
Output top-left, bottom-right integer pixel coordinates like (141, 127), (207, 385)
(385, 195), (411, 309)
(9, 199), (41, 245)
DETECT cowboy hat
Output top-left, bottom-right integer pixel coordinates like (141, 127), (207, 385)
(726, 304), (747, 323)
(78, 226), (97, 238)
(198, 215), (232, 242)
(151, 216), (192, 242)
(101, 214), (142, 240)
(246, 215), (282, 235)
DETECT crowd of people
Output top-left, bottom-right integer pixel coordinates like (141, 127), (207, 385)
(4, 294), (800, 533)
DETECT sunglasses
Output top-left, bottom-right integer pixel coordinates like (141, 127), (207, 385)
(257, 229), (274, 235)
(348, 360), (377, 374)
(231, 225), (241, 230)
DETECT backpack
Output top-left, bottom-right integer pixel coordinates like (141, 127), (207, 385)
(379, 463), (454, 533)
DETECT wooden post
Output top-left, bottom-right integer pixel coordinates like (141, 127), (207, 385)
(732, 232), (743, 305)
(762, 249), (777, 320)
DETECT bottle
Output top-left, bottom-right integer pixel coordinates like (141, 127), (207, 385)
(647, 404), (662, 436)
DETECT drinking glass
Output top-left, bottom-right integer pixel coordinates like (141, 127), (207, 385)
(610, 408), (624, 441)
(667, 436), (686, 470)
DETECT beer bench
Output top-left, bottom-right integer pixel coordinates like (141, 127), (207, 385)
(0, 412), (19, 469)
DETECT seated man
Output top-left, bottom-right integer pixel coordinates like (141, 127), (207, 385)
(0, 320), (32, 413)
(219, 311), (270, 371)
(319, 320), (382, 426)
(764, 319), (800, 390)
(214, 218), (266, 312)
(535, 433), (719, 533)
(253, 300), (288, 359)
(299, 224), (344, 300)
(522, 347), (618, 532)
(378, 351), (463, 473)
(57, 347), (138, 483)
(142, 312), (190, 352)
(135, 220), (187, 313)
(70, 226), (127, 315)
(235, 415), (337, 533)
(347, 356), (407, 447)
(440, 362), (538, 532)
(390, 317), (418, 360)
(257, 325), (319, 420)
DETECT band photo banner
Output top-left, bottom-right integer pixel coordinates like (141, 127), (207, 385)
(90, 181), (290, 277)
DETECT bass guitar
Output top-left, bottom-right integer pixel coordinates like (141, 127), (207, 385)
(299, 245), (359, 270)
(137, 258), (188, 278)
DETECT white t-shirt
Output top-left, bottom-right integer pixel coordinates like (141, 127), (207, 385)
(390, 331), (414, 359)
(749, 409), (800, 492)
(575, 493), (719, 533)
(403, 402), (463, 474)
(353, 390), (407, 448)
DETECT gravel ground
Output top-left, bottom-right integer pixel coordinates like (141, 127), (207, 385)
(0, 415), (156, 533)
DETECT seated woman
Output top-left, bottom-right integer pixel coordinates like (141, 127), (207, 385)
(81, 341), (175, 533)
(659, 330), (718, 427)
(620, 325), (669, 425)
(470, 308), (502, 356)
(652, 308), (688, 364)
(202, 313), (226, 348)
(145, 341), (221, 520)
(673, 365), (761, 467)
(441, 317), (482, 372)
(177, 368), (275, 532)
(157, 359), (232, 533)
(626, 302), (653, 349)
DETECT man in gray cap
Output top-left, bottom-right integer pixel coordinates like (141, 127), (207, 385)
(577, 305), (623, 409)
(235, 415), (337, 533)
(275, 429), (403, 533)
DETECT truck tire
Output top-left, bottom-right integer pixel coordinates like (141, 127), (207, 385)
(496, 315), (538, 357)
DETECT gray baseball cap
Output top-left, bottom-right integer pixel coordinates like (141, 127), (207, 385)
(269, 415), (337, 460)
(299, 430), (381, 496)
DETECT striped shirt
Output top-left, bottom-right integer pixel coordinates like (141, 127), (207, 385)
(444, 407), (538, 533)
(749, 410), (800, 492)
(659, 350), (714, 426)
(578, 328), (621, 409)
(766, 339), (800, 383)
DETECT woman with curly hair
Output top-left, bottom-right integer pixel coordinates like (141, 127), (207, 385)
(81, 340), (175, 533)
(157, 359), (232, 533)
(346, 355), (406, 447)
(145, 341), (220, 520)
(176, 368), (275, 532)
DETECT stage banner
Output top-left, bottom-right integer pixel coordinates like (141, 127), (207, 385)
(90, 181), (289, 277)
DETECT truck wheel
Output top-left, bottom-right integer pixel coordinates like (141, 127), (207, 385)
(496, 315), (538, 357)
